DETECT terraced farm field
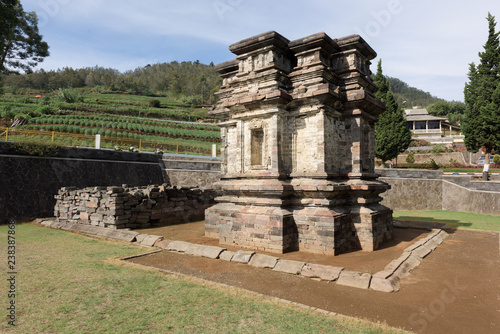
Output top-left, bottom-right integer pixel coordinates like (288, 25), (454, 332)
(1, 90), (221, 155)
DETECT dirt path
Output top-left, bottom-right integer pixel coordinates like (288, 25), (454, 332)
(130, 225), (499, 334)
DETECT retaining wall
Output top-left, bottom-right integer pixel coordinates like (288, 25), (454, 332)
(162, 155), (221, 189)
(0, 141), (221, 224)
(378, 169), (500, 216)
(0, 143), (164, 224)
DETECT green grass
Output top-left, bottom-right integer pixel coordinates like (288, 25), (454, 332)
(442, 168), (500, 173)
(394, 210), (500, 231)
(0, 224), (404, 334)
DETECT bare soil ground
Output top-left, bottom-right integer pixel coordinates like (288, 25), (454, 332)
(131, 222), (500, 334)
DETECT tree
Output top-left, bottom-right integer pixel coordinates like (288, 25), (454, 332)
(373, 60), (412, 166)
(463, 13), (500, 180)
(0, 0), (49, 74)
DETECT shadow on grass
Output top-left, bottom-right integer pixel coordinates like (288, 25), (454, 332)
(394, 216), (464, 233)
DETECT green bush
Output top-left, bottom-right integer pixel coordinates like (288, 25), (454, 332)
(38, 96), (51, 105)
(493, 154), (500, 165)
(148, 99), (161, 108)
(406, 151), (415, 164)
(36, 105), (53, 115)
(429, 158), (439, 170)
(57, 88), (84, 103)
(11, 141), (61, 157)
(432, 144), (446, 154)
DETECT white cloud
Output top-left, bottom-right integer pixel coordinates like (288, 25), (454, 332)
(19, 0), (500, 101)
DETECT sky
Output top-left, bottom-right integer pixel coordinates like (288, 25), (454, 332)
(20, 0), (500, 102)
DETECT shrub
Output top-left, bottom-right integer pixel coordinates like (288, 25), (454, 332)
(493, 154), (500, 165)
(406, 151), (415, 164)
(57, 88), (84, 103)
(429, 158), (439, 170)
(36, 105), (53, 115)
(432, 144), (446, 154)
(38, 96), (51, 105)
(148, 99), (161, 108)
(11, 141), (61, 157)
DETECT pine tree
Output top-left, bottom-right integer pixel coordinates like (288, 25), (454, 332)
(0, 0), (49, 74)
(373, 60), (412, 166)
(463, 13), (500, 180)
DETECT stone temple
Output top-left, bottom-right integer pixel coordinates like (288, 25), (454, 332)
(205, 31), (394, 255)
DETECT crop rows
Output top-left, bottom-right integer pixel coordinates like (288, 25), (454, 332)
(30, 115), (219, 132)
(21, 122), (220, 141)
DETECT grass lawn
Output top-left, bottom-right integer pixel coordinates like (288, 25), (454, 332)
(0, 224), (404, 334)
(442, 168), (500, 173)
(393, 210), (500, 232)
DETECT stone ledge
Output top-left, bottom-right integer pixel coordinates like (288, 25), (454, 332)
(337, 270), (372, 290)
(36, 220), (449, 293)
(371, 229), (449, 292)
(273, 260), (305, 275)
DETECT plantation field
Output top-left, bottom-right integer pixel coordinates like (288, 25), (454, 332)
(0, 89), (221, 155)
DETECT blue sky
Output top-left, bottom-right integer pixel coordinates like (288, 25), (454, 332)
(20, 0), (500, 102)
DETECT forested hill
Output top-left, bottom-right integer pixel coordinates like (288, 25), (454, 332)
(387, 76), (444, 107)
(2, 61), (446, 108)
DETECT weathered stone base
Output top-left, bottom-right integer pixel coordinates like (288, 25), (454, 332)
(205, 203), (297, 253)
(205, 195), (394, 256)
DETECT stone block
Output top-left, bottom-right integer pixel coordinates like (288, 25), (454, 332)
(392, 253), (421, 279)
(248, 254), (279, 269)
(185, 244), (226, 259)
(154, 239), (172, 249)
(135, 234), (148, 244)
(370, 273), (400, 292)
(337, 270), (372, 289)
(166, 241), (192, 252)
(141, 235), (164, 247)
(301, 264), (344, 281)
(273, 260), (306, 275)
(95, 229), (139, 242)
(219, 250), (235, 261)
(412, 244), (433, 259)
(230, 250), (255, 263)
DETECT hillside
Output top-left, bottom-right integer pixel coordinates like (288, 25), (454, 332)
(387, 76), (444, 108)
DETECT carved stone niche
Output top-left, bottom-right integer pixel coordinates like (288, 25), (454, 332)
(205, 31), (394, 255)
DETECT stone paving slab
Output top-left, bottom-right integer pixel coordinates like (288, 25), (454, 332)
(141, 235), (164, 247)
(135, 234), (148, 244)
(337, 270), (372, 290)
(231, 250), (255, 263)
(301, 263), (344, 281)
(154, 239), (172, 249)
(248, 254), (279, 269)
(219, 250), (235, 262)
(165, 240), (193, 252)
(273, 260), (305, 275)
(95, 229), (139, 242)
(185, 244), (226, 259)
(370, 275), (400, 292)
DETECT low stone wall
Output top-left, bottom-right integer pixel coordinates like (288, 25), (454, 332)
(377, 169), (500, 216)
(396, 152), (466, 165)
(442, 181), (500, 216)
(54, 185), (216, 229)
(162, 155), (221, 189)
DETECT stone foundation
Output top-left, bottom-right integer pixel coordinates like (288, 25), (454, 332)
(54, 185), (215, 229)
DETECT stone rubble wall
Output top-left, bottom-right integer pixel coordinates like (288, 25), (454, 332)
(54, 185), (216, 229)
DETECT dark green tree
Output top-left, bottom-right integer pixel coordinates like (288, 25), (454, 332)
(373, 60), (412, 166)
(0, 0), (49, 74)
(463, 13), (500, 180)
